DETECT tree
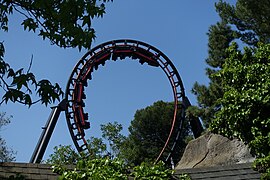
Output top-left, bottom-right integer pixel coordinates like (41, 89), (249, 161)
(0, 112), (15, 162)
(46, 137), (108, 165)
(47, 123), (124, 165)
(191, 0), (270, 126)
(0, 0), (112, 106)
(191, 21), (236, 127)
(190, 1), (270, 177)
(211, 43), (270, 179)
(46, 145), (80, 166)
(119, 101), (190, 166)
(48, 131), (174, 179)
(100, 121), (126, 159)
(47, 101), (191, 168)
(48, 145), (174, 180)
(46, 123), (123, 166)
(87, 136), (107, 160)
(215, 0), (270, 45)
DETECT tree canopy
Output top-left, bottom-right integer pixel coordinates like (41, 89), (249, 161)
(119, 101), (190, 166)
(0, 112), (15, 162)
(211, 43), (270, 178)
(191, 21), (235, 127)
(216, 0), (270, 45)
(190, 0), (270, 126)
(46, 117), (177, 179)
(0, 0), (112, 106)
(47, 101), (191, 168)
(190, 1), (270, 178)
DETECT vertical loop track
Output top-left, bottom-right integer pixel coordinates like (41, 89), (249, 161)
(65, 39), (188, 164)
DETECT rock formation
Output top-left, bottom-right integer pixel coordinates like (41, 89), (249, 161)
(176, 132), (255, 169)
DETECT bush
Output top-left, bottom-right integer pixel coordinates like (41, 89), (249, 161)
(52, 158), (174, 180)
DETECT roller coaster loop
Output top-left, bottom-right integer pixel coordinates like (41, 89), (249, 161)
(64, 39), (196, 164)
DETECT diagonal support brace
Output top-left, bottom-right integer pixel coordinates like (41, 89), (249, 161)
(30, 99), (66, 163)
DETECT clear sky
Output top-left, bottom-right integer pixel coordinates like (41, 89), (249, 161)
(1, 0), (236, 162)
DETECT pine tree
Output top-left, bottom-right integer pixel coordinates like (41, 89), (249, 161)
(119, 101), (190, 166)
(190, 0), (270, 126)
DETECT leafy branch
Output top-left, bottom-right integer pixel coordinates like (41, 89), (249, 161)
(0, 42), (63, 106)
(5, 0), (113, 50)
(0, 0), (113, 106)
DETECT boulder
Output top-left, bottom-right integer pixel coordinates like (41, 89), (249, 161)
(175, 132), (255, 169)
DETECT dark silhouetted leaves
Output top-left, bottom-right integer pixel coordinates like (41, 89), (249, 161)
(0, 0), (113, 106)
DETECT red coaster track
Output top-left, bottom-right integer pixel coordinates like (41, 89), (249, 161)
(65, 39), (188, 164)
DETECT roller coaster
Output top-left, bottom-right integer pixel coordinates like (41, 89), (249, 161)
(30, 39), (203, 165)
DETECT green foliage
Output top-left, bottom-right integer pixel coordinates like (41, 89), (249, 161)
(100, 121), (126, 158)
(0, 112), (16, 162)
(207, 21), (236, 69)
(47, 101), (186, 179)
(216, 0), (270, 45)
(1, 0), (112, 50)
(190, 0), (270, 127)
(53, 158), (129, 180)
(53, 158), (127, 180)
(179, 173), (191, 180)
(48, 102), (190, 167)
(253, 155), (270, 180)
(0, 45), (63, 106)
(190, 21), (236, 127)
(46, 123), (123, 165)
(0, 0), (112, 106)
(120, 101), (190, 166)
(46, 145), (80, 166)
(86, 136), (107, 159)
(46, 138), (108, 165)
(190, 2), (270, 177)
(48, 110), (178, 179)
(131, 161), (174, 180)
(211, 43), (270, 178)
(52, 157), (174, 180)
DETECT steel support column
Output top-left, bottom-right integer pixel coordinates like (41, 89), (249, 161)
(30, 99), (66, 163)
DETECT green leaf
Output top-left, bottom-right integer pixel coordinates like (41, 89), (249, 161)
(7, 68), (14, 78)
(21, 18), (38, 32)
(24, 94), (32, 106)
(37, 80), (63, 106)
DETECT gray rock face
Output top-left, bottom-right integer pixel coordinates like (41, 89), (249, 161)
(176, 132), (255, 169)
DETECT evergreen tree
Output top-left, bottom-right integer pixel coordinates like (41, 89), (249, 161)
(191, 21), (235, 126)
(190, 0), (270, 126)
(191, 1), (270, 177)
(119, 101), (190, 166)
(216, 0), (270, 45)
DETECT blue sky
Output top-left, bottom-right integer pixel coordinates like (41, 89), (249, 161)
(1, 0), (236, 162)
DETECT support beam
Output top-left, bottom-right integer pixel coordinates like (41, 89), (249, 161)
(30, 99), (66, 163)
(183, 97), (204, 138)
